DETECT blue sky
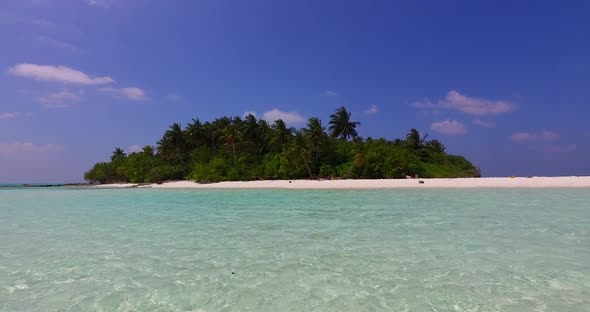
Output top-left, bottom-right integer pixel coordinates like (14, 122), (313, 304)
(1, 0), (589, 182)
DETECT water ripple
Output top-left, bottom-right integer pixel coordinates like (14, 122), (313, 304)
(0, 188), (589, 311)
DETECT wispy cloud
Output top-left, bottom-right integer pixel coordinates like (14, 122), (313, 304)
(86, 0), (112, 8)
(166, 94), (181, 102)
(545, 144), (576, 154)
(261, 109), (305, 124)
(100, 87), (146, 101)
(0, 142), (62, 155)
(510, 133), (531, 141)
(36, 36), (81, 53)
(364, 104), (378, 115)
(40, 90), (82, 108)
(413, 100), (436, 109)
(472, 119), (495, 128)
(30, 18), (57, 28)
(414, 91), (514, 116)
(322, 90), (338, 97)
(0, 12), (79, 35)
(243, 111), (257, 118)
(430, 120), (466, 135)
(0, 112), (31, 119)
(8, 64), (114, 85)
(0, 112), (18, 120)
(9, 63), (147, 103)
(0, 12), (56, 28)
(510, 131), (559, 142)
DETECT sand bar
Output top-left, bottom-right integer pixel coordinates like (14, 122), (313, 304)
(95, 177), (590, 189)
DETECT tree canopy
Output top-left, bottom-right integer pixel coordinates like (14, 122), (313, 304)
(84, 107), (480, 183)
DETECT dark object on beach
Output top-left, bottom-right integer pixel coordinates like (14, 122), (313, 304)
(232, 272), (235, 274)
(289, 181), (292, 183)
(419, 180), (425, 184)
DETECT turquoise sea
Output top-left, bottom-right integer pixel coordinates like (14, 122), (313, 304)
(1, 188), (589, 311)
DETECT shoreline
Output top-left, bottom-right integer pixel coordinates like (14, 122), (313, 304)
(93, 176), (590, 189)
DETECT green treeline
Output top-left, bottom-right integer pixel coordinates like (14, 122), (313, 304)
(84, 107), (480, 183)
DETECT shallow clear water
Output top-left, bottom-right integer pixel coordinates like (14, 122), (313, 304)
(1, 188), (589, 311)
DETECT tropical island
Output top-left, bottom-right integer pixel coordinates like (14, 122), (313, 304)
(84, 107), (480, 184)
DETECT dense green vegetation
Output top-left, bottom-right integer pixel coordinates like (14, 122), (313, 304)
(84, 107), (480, 183)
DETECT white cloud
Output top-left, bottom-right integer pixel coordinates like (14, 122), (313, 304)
(545, 144), (576, 154)
(243, 111), (257, 118)
(441, 91), (513, 115)
(100, 87), (146, 101)
(0, 112), (17, 120)
(0, 142), (61, 155)
(322, 90), (338, 96)
(430, 120), (466, 135)
(414, 91), (514, 116)
(472, 119), (495, 128)
(8, 64), (114, 85)
(40, 90), (81, 108)
(510, 131), (559, 142)
(364, 104), (378, 115)
(119, 88), (146, 100)
(128, 145), (142, 153)
(261, 109), (305, 124)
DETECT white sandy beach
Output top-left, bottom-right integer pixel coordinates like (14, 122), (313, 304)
(96, 176), (590, 189)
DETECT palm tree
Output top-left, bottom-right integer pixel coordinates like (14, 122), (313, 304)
(256, 119), (272, 155)
(286, 131), (313, 178)
(202, 122), (216, 151)
(425, 139), (445, 153)
(270, 119), (293, 150)
(111, 147), (127, 162)
(336, 138), (369, 178)
(243, 114), (267, 155)
(303, 117), (328, 173)
(243, 114), (258, 141)
(352, 140), (368, 170)
(158, 123), (186, 161)
(328, 106), (360, 140)
(392, 138), (404, 146)
(185, 118), (205, 150)
(209, 117), (233, 151)
(142, 145), (158, 181)
(406, 129), (428, 150)
(216, 120), (243, 166)
(142, 145), (155, 157)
